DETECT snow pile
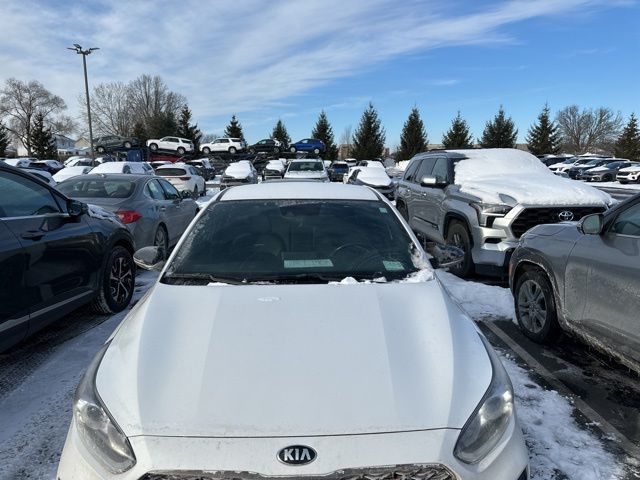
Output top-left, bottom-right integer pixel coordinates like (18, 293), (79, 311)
(86, 204), (121, 224)
(436, 271), (515, 321)
(501, 354), (624, 480)
(356, 167), (393, 186)
(396, 160), (411, 171)
(451, 149), (613, 206)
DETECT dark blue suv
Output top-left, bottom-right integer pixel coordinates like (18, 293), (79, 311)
(288, 138), (325, 154)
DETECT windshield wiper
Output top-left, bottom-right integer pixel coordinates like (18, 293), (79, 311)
(249, 273), (347, 284)
(161, 273), (245, 285)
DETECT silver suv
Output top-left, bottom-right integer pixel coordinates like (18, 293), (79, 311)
(395, 149), (611, 277)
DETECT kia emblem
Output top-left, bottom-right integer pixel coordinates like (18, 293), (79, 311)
(558, 210), (574, 221)
(277, 445), (317, 465)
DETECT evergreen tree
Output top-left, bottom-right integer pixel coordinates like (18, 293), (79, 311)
(132, 121), (147, 144)
(224, 115), (244, 140)
(271, 119), (291, 146)
(146, 111), (177, 140)
(442, 112), (474, 149)
(351, 102), (386, 160)
(311, 110), (338, 158)
(177, 104), (202, 151)
(526, 104), (561, 155)
(614, 113), (640, 161)
(397, 107), (428, 161)
(480, 106), (518, 148)
(0, 121), (9, 157)
(29, 112), (57, 159)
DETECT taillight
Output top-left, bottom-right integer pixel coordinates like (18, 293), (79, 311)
(116, 210), (142, 224)
(179, 176), (191, 180)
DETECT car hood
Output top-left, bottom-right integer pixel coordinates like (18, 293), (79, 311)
(98, 282), (491, 438)
(620, 165), (640, 173)
(458, 174), (612, 206)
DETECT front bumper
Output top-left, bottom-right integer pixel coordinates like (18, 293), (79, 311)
(58, 420), (528, 480)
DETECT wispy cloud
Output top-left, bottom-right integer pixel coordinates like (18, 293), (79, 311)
(0, 0), (630, 131)
(430, 79), (461, 87)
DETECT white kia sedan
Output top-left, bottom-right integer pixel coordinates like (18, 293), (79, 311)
(57, 182), (529, 480)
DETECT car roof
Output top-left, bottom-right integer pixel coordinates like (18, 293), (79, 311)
(219, 182), (379, 201)
(72, 173), (152, 182)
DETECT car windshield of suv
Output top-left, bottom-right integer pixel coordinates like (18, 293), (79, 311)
(288, 162), (323, 172)
(164, 199), (421, 284)
(157, 168), (187, 176)
(58, 178), (136, 198)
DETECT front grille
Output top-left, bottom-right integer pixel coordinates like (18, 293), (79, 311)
(140, 464), (456, 480)
(511, 206), (605, 237)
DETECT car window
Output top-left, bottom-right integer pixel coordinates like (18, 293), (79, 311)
(288, 161), (323, 172)
(0, 171), (61, 218)
(165, 199), (420, 283)
(610, 203), (640, 237)
(146, 179), (166, 200)
(158, 178), (181, 199)
(431, 157), (449, 183)
(157, 168), (187, 176)
(403, 159), (421, 181)
(414, 157), (436, 183)
(57, 179), (136, 199)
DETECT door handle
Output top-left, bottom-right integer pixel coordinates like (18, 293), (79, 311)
(159, 206), (167, 212)
(21, 231), (45, 241)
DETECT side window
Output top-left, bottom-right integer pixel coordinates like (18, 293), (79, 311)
(0, 171), (61, 218)
(431, 157), (450, 183)
(414, 157), (436, 183)
(403, 159), (420, 181)
(610, 203), (640, 237)
(158, 178), (180, 200)
(146, 180), (166, 200)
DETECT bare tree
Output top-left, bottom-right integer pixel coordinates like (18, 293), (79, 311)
(128, 75), (186, 132)
(556, 106), (623, 154)
(0, 78), (73, 155)
(79, 81), (135, 136)
(339, 124), (353, 145)
(201, 133), (219, 143)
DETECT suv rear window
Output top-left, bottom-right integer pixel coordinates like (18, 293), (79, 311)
(157, 168), (187, 176)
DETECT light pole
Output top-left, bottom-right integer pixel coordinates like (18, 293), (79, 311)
(68, 44), (99, 160)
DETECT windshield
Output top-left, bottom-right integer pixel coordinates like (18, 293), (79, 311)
(58, 178), (136, 198)
(288, 161), (323, 172)
(164, 199), (420, 284)
(157, 168), (187, 176)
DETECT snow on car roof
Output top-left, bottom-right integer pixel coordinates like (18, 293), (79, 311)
(91, 161), (142, 173)
(220, 182), (379, 201)
(355, 166), (391, 180)
(225, 162), (253, 174)
(451, 148), (550, 180)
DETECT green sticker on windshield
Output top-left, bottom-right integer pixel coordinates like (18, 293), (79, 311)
(284, 259), (334, 269)
(383, 260), (404, 271)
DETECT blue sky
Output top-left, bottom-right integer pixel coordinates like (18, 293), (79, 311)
(1, 0), (639, 147)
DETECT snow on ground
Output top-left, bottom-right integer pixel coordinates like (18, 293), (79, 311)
(437, 270), (626, 479)
(595, 181), (640, 191)
(0, 271), (158, 480)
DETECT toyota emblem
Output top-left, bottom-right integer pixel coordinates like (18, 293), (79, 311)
(558, 210), (574, 221)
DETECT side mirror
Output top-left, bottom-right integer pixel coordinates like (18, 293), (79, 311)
(426, 242), (465, 270)
(67, 199), (87, 217)
(133, 246), (166, 271)
(180, 190), (192, 199)
(420, 175), (447, 188)
(578, 213), (603, 235)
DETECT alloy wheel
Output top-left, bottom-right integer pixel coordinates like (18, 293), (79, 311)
(517, 279), (548, 334)
(108, 255), (133, 307)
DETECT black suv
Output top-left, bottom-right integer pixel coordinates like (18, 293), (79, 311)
(94, 135), (140, 153)
(247, 138), (284, 154)
(0, 164), (136, 351)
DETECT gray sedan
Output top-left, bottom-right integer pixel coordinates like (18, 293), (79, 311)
(57, 174), (198, 252)
(509, 193), (640, 372)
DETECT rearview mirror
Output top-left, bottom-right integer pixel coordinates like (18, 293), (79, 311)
(133, 246), (166, 271)
(578, 213), (603, 235)
(180, 190), (193, 199)
(426, 243), (465, 270)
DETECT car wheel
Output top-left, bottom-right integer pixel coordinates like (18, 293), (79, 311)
(249, 148), (256, 154)
(192, 185), (199, 199)
(274, 147), (280, 153)
(90, 246), (135, 314)
(153, 225), (169, 259)
(202, 147), (211, 154)
(603, 174), (612, 182)
(96, 146), (105, 153)
(177, 147), (186, 155)
(396, 202), (409, 221)
(229, 147), (237, 154)
(515, 269), (561, 342)
(124, 141), (132, 149)
(445, 220), (474, 278)
(313, 148), (320, 155)
(149, 143), (158, 152)
(290, 146), (297, 153)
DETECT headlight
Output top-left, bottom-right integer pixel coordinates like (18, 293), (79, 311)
(74, 342), (136, 474)
(471, 202), (512, 227)
(454, 334), (514, 464)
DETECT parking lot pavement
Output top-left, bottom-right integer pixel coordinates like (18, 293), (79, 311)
(596, 184), (640, 201)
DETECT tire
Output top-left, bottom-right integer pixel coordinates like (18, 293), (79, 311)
(514, 268), (561, 342)
(177, 147), (186, 155)
(90, 246), (135, 314)
(274, 147), (280, 153)
(192, 185), (199, 199)
(202, 147), (211, 154)
(124, 141), (132, 149)
(229, 147), (237, 154)
(313, 148), (320, 155)
(396, 202), (409, 221)
(445, 220), (474, 278)
(603, 174), (612, 182)
(290, 146), (297, 153)
(249, 148), (256, 154)
(96, 146), (105, 153)
(619, 180), (628, 184)
(149, 143), (158, 152)
(153, 225), (169, 259)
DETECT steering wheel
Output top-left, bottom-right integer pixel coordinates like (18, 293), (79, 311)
(328, 243), (371, 259)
